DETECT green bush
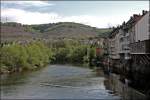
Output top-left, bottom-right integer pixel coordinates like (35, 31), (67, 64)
(0, 42), (54, 73)
(0, 40), (97, 74)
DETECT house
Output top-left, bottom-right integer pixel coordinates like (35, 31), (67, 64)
(119, 14), (142, 60)
(108, 10), (149, 62)
(130, 11), (150, 54)
(108, 27), (120, 60)
(107, 10), (150, 93)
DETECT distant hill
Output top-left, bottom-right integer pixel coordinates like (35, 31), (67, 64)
(96, 28), (112, 38)
(1, 22), (34, 42)
(1, 22), (111, 42)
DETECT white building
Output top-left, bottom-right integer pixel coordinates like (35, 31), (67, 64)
(130, 11), (150, 54)
(119, 27), (130, 60)
(109, 10), (150, 60)
(135, 11), (149, 42)
(109, 28), (120, 60)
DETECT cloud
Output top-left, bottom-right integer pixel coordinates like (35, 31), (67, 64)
(1, 8), (129, 28)
(1, 1), (54, 7)
(60, 15), (126, 28)
(1, 8), (59, 24)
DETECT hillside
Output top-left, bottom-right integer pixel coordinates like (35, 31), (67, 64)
(1, 22), (111, 42)
(0, 22), (38, 43)
(97, 28), (112, 37)
(33, 22), (99, 39)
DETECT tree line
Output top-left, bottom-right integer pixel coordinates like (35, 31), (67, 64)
(0, 40), (97, 74)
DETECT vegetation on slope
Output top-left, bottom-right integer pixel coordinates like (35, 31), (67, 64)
(0, 41), (54, 73)
(1, 22), (111, 42)
(96, 28), (112, 37)
(1, 23), (32, 42)
(0, 22), (110, 74)
(0, 40), (100, 74)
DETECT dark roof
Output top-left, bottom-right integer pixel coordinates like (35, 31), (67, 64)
(123, 10), (149, 29)
(108, 10), (149, 39)
(109, 26), (120, 38)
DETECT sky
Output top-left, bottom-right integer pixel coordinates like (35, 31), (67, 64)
(1, 1), (149, 28)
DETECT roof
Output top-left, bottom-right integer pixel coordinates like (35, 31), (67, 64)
(109, 26), (120, 38)
(108, 10), (149, 39)
(134, 11), (149, 25)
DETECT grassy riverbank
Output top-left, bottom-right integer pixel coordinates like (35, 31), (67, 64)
(0, 40), (99, 74)
(0, 41), (53, 74)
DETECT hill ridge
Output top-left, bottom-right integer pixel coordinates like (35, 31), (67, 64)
(1, 22), (111, 42)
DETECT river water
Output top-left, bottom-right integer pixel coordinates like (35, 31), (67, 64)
(0, 65), (146, 99)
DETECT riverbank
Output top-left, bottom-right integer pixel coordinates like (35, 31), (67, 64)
(0, 40), (97, 74)
(0, 63), (90, 75)
(0, 41), (53, 74)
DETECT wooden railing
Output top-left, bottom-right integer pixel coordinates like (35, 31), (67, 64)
(130, 40), (150, 54)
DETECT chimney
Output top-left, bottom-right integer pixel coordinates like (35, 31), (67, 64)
(142, 10), (148, 15)
(133, 14), (139, 18)
(122, 21), (125, 25)
(112, 27), (115, 29)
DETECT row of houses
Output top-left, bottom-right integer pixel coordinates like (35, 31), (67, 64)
(107, 10), (150, 94)
(108, 10), (149, 63)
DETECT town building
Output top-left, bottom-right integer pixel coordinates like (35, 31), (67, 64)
(108, 27), (120, 60)
(108, 10), (149, 62)
(130, 11), (150, 54)
(119, 14), (142, 60)
(108, 10), (150, 94)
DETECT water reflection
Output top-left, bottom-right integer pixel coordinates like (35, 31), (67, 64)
(104, 73), (146, 100)
(0, 65), (146, 99)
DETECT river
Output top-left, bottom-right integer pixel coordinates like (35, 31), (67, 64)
(0, 64), (146, 99)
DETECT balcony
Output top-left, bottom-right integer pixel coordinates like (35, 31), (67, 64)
(130, 40), (150, 54)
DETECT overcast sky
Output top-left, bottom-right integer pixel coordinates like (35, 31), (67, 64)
(1, 1), (149, 28)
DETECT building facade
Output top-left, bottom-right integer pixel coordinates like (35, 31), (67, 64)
(109, 28), (120, 60)
(107, 10), (150, 95)
(108, 11), (149, 60)
(119, 26), (130, 60)
(135, 11), (149, 42)
(130, 11), (150, 54)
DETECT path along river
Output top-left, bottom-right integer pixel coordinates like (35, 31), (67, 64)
(1, 64), (146, 99)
